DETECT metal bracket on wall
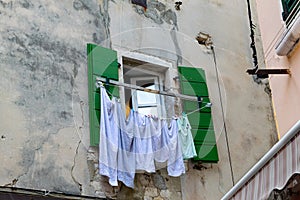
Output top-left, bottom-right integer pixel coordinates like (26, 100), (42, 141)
(246, 68), (291, 79)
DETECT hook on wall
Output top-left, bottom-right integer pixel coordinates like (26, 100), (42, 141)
(196, 32), (213, 47)
(175, 1), (182, 10)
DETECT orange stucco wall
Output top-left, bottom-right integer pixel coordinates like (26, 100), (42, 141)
(256, 0), (300, 137)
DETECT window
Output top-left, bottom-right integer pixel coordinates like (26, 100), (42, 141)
(131, 77), (160, 116)
(276, 0), (300, 55)
(121, 56), (167, 118)
(281, 0), (300, 26)
(87, 43), (219, 163)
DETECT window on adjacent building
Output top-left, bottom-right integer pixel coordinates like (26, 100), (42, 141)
(87, 43), (219, 163)
(281, 0), (300, 26)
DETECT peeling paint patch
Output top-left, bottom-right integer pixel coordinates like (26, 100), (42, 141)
(131, 0), (182, 64)
(16, 127), (84, 195)
(161, 9), (177, 26)
(98, 0), (112, 47)
(72, 0), (111, 46)
(27, 159), (80, 194)
(133, 0), (178, 28)
(19, 0), (33, 9)
(0, 0), (110, 197)
(0, 0), (13, 9)
(73, 0), (84, 10)
(2, 29), (84, 134)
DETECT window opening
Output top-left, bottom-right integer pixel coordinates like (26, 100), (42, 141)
(123, 59), (165, 117)
(131, 77), (160, 116)
(281, 0), (300, 26)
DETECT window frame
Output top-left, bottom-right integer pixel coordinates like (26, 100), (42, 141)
(281, 0), (300, 26)
(117, 50), (174, 119)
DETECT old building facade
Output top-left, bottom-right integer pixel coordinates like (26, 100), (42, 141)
(0, 0), (277, 199)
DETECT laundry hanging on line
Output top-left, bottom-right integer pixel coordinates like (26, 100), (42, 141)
(99, 85), (188, 188)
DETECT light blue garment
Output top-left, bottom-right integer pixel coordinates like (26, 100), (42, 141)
(116, 101), (136, 188)
(131, 112), (156, 172)
(177, 113), (197, 159)
(162, 119), (185, 176)
(99, 85), (119, 187)
(99, 85), (136, 188)
(99, 86), (185, 188)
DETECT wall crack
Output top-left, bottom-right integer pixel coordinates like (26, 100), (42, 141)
(71, 140), (83, 193)
(4, 178), (18, 187)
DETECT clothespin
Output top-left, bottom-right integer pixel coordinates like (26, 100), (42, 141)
(95, 80), (103, 88)
(197, 96), (203, 110)
(105, 77), (110, 91)
(205, 102), (212, 108)
(105, 77), (110, 86)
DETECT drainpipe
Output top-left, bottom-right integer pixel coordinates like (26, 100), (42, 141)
(221, 120), (300, 200)
(276, 16), (300, 56)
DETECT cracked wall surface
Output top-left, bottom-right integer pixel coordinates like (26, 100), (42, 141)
(0, 0), (277, 199)
(0, 0), (107, 197)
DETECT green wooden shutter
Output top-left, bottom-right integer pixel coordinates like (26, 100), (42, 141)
(178, 66), (219, 163)
(87, 43), (119, 146)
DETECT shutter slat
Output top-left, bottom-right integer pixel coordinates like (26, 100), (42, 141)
(94, 92), (100, 110)
(192, 129), (216, 144)
(93, 109), (100, 128)
(178, 67), (206, 82)
(193, 144), (218, 163)
(180, 82), (208, 96)
(183, 98), (211, 113)
(188, 112), (213, 129)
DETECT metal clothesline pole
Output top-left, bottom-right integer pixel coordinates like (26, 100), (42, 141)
(95, 77), (202, 102)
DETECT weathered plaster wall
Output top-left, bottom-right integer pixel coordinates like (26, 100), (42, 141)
(0, 0), (108, 197)
(0, 0), (277, 199)
(108, 0), (277, 199)
(255, 0), (300, 137)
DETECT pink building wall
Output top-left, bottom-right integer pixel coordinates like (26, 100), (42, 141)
(256, 0), (300, 137)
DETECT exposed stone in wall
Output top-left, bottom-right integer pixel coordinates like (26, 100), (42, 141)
(87, 146), (182, 199)
(131, 0), (182, 64)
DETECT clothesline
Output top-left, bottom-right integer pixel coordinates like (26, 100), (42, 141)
(95, 77), (202, 102)
(99, 85), (194, 188)
(98, 81), (212, 120)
